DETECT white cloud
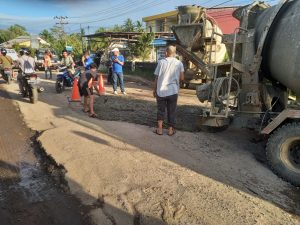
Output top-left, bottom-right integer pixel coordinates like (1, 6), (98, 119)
(0, 13), (52, 22)
(0, 13), (55, 33)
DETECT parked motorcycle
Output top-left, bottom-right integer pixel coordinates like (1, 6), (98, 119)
(1, 68), (12, 84)
(55, 66), (80, 93)
(21, 73), (42, 104)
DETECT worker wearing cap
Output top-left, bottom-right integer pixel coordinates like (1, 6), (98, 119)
(111, 48), (126, 95)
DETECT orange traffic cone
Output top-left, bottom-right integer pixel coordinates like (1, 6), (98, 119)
(68, 78), (81, 102)
(98, 74), (105, 95)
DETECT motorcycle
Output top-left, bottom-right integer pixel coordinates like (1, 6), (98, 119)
(1, 68), (12, 84)
(55, 66), (80, 93)
(21, 73), (42, 104)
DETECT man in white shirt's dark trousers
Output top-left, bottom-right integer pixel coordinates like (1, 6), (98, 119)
(153, 45), (185, 136)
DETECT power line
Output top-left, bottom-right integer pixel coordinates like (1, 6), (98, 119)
(72, 0), (172, 25)
(209, 0), (234, 8)
(54, 16), (69, 45)
(54, 16), (68, 34)
(68, 0), (142, 19)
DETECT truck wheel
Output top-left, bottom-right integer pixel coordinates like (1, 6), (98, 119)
(266, 122), (300, 186)
(30, 87), (38, 104)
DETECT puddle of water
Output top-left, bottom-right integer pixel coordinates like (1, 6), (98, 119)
(11, 161), (57, 203)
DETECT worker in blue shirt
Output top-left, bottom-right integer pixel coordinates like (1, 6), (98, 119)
(111, 48), (126, 95)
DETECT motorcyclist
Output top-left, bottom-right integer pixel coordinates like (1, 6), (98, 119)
(61, 49), (75, 76)
(17, 48), (35, 94)
(0, 48), (13, 76)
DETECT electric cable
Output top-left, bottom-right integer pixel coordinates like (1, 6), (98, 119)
(68, 0), (148, 19)
(70, 0), (173, 25)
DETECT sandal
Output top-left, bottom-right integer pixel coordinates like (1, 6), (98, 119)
(89, 113), (98, 118)
(82, 109), (90, 113)
(168, 129), (176, 136)
(153, 129), (163, 135)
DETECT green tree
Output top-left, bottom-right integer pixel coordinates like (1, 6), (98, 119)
(66, 33), (83, 58)
(135, 20), (144, 32)
(0, 24), (28, 43)
(8, 24), (28, 37)
(110, 24), (123, 32)
(89, 27), (110, 52)
(128, 32), (154, 61)
(96, 27), (106, 33)
(123, 18), (135, 32)
(39, 29), (55, 44)
(39, 25), (84, 58)
(0, 30), (13, 43)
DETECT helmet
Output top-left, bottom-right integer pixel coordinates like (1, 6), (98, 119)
(62, 49), (68, 54)
(1, 48), (7, 55)
(21, 48), (30, 55)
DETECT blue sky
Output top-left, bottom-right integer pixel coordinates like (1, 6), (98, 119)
(0, 0), (275, 34)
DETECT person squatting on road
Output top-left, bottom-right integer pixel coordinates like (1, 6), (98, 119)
(61, 49), (75, 76)
(17, 48), (35, 94)
(43, 50), (53, 80)
(111, 48), (126, 95)
(79, 63), (98, 118)
(153, 45), (184, 136)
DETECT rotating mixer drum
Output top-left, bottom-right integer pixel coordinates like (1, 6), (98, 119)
(255, 0), (300, 96)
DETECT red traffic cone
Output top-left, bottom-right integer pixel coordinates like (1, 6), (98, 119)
(98, 74), (105, 95)
(68, 78), (81, 102)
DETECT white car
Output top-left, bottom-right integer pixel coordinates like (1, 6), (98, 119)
(6, 49), (18, 61)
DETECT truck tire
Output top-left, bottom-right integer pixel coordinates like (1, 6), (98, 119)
(30, 87), (38, 104)
(266, 122), (300, 186)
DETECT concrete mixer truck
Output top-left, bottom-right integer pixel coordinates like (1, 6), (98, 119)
(174, 0), (300, 186)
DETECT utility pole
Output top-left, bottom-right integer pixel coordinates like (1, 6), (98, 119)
(80, 24), (84, 53)
(54, 16), (68, 47)
(87, 25), (91, 51)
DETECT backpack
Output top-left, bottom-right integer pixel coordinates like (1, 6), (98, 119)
(24, 57), (34, 74)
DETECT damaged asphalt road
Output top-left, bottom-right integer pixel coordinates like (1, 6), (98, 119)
(0, 87), (92, 225)
(1, 77), (300, 225)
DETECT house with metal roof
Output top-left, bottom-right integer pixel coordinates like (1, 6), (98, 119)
(142, 6), (240, 35)
(0, 35), (50, 48)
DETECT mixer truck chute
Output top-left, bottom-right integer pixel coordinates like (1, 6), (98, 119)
(171, 5), (229, 87)
(182, 0), (300, 186)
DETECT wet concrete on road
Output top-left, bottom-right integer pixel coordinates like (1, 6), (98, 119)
(0, 85), (92, 225)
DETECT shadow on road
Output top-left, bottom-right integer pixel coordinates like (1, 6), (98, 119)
(0, 88), (167, 225)
(72, 130), (110, 145)
(1, 78), (300, 222)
